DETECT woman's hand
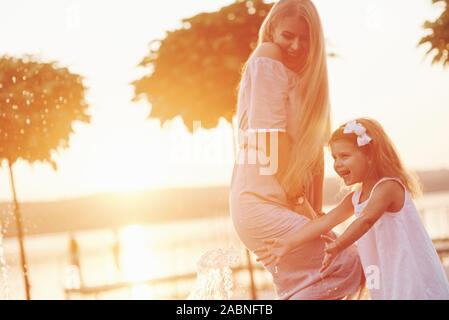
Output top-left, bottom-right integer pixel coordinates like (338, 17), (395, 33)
(320, 234), (341, 274)
(254, 238), (291, 267)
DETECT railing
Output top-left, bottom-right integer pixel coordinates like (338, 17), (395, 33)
(64, 239), (449, 300)
(64, 264), (269, 299)
(63, 204), (449, 300)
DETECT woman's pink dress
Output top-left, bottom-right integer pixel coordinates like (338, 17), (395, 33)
(229, 56), (364, 299)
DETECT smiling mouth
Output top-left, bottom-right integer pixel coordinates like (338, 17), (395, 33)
(287, 52), (301, 58)
(338, 169), (351, 179)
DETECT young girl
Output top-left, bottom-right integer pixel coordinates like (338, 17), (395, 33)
(256, 118), (449, 299)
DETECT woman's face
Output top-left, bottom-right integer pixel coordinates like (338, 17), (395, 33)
(272, 15), (310, 72)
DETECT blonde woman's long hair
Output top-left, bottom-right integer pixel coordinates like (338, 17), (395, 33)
(329, 118), (422, 198)
(254, 0), (331, 198)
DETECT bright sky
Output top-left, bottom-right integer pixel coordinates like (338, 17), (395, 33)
(0, 0), (448, 201)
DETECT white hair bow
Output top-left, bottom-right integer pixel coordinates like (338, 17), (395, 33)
(343, 120), (372, 147)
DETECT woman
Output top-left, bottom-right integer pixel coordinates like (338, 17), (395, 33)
(229, 0), (364, 299)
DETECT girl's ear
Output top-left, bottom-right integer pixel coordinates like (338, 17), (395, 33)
(365, 154), (378, 179)
(366, 153), (374, 165)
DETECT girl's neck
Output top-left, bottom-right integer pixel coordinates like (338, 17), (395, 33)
(360, 174), (382, 201)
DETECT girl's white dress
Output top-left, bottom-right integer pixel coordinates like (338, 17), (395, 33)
(353, 177), (449, 299)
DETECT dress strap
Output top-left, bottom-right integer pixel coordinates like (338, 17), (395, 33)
(364, 177), (407, 205)
(351, 189), (361, 207)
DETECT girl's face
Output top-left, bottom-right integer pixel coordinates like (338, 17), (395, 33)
(272, 15), (310, 72)
(330, 140), (372, 186)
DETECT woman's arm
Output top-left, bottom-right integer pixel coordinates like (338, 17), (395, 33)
(273, 131), (292, 183)
(272, 132), (317, 220)
(311, 151), (324, 213)
(250, 43), (311, 209)
(249, 42), (291, 183)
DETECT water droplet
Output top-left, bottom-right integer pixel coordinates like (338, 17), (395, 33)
(11, 76), (16, 84)
(12, 105), (18, 110)
(26, 100), (31, 106)
(0, 83), (3, 89)
(5, 98), (10, 104)
(22, 75), (27, 81)
(248, 7), (256, 15)
(20, 129), (25, 134)
(26, 118), (31, 125)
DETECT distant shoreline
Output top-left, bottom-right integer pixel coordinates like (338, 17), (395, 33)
(1, 169), (449, 238)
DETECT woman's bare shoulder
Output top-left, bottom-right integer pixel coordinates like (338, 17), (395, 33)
(252, 42), (283, 62)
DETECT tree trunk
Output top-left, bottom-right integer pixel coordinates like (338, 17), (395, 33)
(7, 159), (31, 300)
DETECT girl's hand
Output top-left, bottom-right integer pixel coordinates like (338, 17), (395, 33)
(254, 238), (290, 267)
(320, 234), (341, 274)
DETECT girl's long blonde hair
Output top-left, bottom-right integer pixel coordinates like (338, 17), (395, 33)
(255, 0), (331, 198)
(329, 118), (422, 198)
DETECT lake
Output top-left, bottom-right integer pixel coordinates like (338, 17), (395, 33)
(1, 191), (449, 300)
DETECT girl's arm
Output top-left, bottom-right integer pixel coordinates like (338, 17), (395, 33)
(255, 191), (355, 266)
(285, 191), (355, 248)
(320, 181), (402, 272)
